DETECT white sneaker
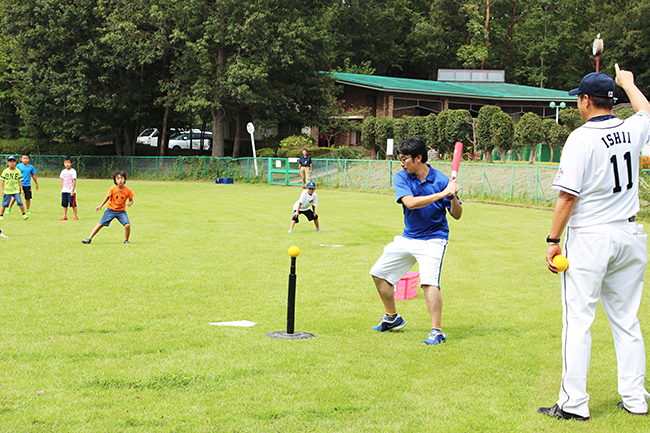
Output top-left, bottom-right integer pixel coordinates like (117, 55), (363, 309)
(0, 232), (7, 238)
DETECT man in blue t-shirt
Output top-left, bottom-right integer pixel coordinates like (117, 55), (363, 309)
(8, 154), (38, 215)
(369, 137), (462, 345)
(299, 148), (312, 188)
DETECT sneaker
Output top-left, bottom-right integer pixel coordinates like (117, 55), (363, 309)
(538, 404), (589, 421)
(423, 329), (446, 345)
(59, 217), (67, 221)
(26, 210), (31, 215)
(72, 216), (78, 221)
(124, 240), (130, 244)
(81, 238), (91, 244)
(5, 208), (10, 215)
(288, 230), (293, 234)
(0, 231), (7, 238)
(316, 228), (323, 232)
(372, 314), (406, 332)
(22, 214), (28, 220)
(0, 215), (3, 220)
(617, 401), (647, 415)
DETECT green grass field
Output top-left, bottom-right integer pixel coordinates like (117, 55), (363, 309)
(0, 178), (649, 432)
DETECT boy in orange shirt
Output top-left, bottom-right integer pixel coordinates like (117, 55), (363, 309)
(81, 170), (134, 244)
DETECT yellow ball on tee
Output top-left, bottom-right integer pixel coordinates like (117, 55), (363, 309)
(288, 246), (300, 257)
(553, 254), (569, 272)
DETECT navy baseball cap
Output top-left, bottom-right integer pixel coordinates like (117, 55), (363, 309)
(306, 181), (316, 189)
(7, 155), (15, 161)
(568, 72), (615, 98)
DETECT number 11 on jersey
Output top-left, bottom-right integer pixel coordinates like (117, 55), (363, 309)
(610, 151), (633, 193)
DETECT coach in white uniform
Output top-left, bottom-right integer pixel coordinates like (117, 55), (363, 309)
(539, 65), (650, 421)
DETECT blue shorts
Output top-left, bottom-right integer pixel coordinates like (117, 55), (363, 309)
(2, 193), (23, 208)
(61, 193), (77, 208)
(99, 209), (130, 227)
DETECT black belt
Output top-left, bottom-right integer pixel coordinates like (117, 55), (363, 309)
(629, 216), (636, 222)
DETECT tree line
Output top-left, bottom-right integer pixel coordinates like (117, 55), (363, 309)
(361, 107), (585, 163)
(1, 0), (648, 156)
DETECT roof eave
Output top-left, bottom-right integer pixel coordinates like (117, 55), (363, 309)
(336, 78), (577, 103)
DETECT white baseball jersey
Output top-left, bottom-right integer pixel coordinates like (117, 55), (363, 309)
(550, 110), (650, 417)
(293, 189), (317, 211)
(552, 111), (650, 227)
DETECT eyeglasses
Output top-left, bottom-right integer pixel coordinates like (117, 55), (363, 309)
(397, 155), (412, 163)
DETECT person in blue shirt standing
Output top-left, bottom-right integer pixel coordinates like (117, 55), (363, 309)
(7, 154), (38, 215)
(369, 137), (462, 345)
(299, 148), (312, 188)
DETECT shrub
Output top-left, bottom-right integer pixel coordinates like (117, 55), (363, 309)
(615, 106), (635, 120)
(279, 134), (315, 149)
(257, 148), (276, 157)
(0, 138), (38, 156)
(277, 145), (325, 159)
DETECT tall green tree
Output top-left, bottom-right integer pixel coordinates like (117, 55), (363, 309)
(516, 112), (544, 164)
(374, 116), (395, 159)
(173, 0), (336, 157)
(559, 107), (583, 133)
(476, 105), (501, 163)
(542, 118), (568, 162)
(491, 110), (515, 163)
(456, 2), (488, 69)
(330, 0), (418, 77)
(360, 115), (378, 159)
(445, 109), (473, 157)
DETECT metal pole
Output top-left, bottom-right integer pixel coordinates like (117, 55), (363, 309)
(287, 257), (297, 334)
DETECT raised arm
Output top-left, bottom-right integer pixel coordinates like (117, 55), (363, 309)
(615, 63), (650, 114)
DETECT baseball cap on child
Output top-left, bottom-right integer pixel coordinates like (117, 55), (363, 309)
(568, 72), (615, 98)
(7, 155), (16, 161)
(306, 181), (316, 189)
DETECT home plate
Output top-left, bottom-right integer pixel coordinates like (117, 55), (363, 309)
(209, 320), (257, 327)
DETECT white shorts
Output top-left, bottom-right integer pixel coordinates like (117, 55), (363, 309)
(369, 235), (448, 288)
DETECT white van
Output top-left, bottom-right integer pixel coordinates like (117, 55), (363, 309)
(168, 131), (212, 150)
(136, 128), (196, 147)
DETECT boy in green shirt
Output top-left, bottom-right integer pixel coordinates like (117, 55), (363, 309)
(0, 156), (28, 220)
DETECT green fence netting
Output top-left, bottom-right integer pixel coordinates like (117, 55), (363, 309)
(7, 154), (650, 209)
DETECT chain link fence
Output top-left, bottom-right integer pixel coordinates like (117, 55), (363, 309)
(8, 154), (650, 211)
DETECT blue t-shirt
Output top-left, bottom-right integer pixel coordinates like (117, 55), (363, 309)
(299, 155), (312, 167)
(17, 163), (36, 187)
(394, 164), (459, 240)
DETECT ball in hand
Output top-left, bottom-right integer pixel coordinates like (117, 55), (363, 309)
(552, 254), (569, 272)
(288, 246), (300, 257)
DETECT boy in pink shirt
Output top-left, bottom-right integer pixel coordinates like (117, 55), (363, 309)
(59, 157), (78, 220)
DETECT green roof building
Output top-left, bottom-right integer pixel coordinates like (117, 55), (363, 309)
(332, 71), (576, 122)
(317, 70), (576, 149)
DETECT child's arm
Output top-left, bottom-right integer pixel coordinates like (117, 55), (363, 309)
(127, 197), (134, 207)
(96, 195), (110, 211)
(0, 179), (4, 195)
(312, 205), (317, 216)
(33, 174), (38, 190)
(294, 202), (302, 217)
(71, 178), (76, 196)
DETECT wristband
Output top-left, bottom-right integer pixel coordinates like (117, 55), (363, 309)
(546, 236), (561, 244)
